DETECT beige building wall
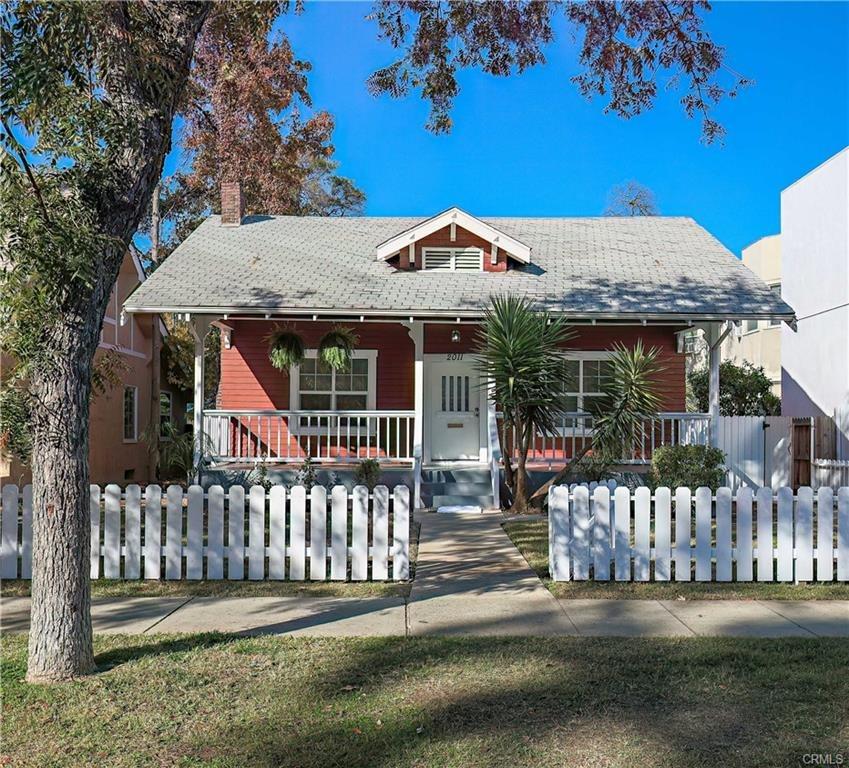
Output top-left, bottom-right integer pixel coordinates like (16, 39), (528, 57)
(722, 234), (783, 395)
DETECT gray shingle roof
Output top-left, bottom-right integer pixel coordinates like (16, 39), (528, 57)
(125, 214), (795, 320)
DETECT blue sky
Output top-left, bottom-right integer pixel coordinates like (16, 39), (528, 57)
(166, 1), (849, 257)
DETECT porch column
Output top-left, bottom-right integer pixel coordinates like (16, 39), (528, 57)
(189, 315), (215, 482)
(486, 379), (501, 509)
(405, 321), (424, 508)
(707, 321), (734, 447)
(709, 327), (720, 446)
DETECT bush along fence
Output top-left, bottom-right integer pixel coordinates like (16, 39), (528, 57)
(0, 484), (410, 582)
(548, 485), (849, 583)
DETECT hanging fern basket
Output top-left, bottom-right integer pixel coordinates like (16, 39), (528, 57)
(318, 326), (359, 371)
(267, 328), (305, 371)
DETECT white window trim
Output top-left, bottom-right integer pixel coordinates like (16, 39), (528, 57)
(422, 247), (484, 272)
(289, 349), (378, 411)
(562, 352), (614, 412)
(160, 390), (173, 440)
(123, 385), (138, 443)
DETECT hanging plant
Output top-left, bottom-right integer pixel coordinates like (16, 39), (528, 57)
(318, 325), (359, 371)
(267, 326), (305, 371)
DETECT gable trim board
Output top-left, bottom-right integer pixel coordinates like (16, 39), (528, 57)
(375, 207), (531, 263)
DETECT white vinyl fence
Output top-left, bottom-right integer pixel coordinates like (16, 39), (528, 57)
(0, 484), (410, 582)
(814, 460), (849, 490)
(548, 485), (849, 583)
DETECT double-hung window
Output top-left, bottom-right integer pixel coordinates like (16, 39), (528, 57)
(422, 247), (484, 272)
(562, 355), (613, 425)
(293, 351), (377, 411)
(123, 386), (138, 442)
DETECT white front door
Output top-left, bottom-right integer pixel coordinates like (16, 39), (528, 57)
(428, 359), (481, 461)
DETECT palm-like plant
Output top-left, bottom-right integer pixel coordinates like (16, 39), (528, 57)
(528, 340), (664, 505)
(474, 296), (575, 513)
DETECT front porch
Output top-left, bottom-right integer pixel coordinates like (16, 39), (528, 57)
(188, 315), (724, 508)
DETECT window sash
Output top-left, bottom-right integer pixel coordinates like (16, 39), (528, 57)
(123, 386), (137, 442)
(562, 357), (611, 411)
(293, 351), (376, 410)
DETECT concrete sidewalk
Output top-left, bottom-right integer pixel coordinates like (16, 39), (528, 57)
(3, 595), (846, 637)
(2, 511), (846, 637)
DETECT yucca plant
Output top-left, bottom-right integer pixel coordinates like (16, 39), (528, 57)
(474, 296), (575, 513)
(318, 325), (358, 371)
(267, 326), (305, 370)
(529, 340), (664, 506)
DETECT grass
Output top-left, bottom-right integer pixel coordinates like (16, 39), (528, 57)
(2, 634), (847, 767)
(1, 579), (409, 599)
(504, 519), (849, 600)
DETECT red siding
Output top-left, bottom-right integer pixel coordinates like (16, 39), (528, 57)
(220, 320), (685, 413)
(218, 320), (414, 410)
(424, 322), (686, 411)
(393, 225), (510, 271)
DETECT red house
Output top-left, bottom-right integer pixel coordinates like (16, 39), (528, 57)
(124, 183), (795, 507)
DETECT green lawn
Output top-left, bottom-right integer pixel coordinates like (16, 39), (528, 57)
(2, 634), (846, 767)
(504, 519), (849, 600)
(2, 579), (409, 599)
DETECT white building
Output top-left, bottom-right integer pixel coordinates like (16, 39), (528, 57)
(781, 147), (849, 456)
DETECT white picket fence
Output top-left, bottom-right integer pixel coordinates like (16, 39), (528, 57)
(814, 459), (849, 489)
(548, 485), (849, 582)
(0, 484), (410, 582)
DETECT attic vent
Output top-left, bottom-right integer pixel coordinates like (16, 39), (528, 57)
(422, 247), (483, 272)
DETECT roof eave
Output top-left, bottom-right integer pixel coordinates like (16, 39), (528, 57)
(123, 303), (796, 324)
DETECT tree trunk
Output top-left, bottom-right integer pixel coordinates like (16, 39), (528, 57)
(528, 446), (591, 509)
(26, 316), (102, 681)
(497, 417), (515, 493)
(22, 3), (210, 682)
(509, 416), (531, 513)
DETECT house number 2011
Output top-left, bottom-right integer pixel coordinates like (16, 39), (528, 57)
(447, 353), (464, 361)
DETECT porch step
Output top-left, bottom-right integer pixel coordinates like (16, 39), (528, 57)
(421, 467), (492, 484)
(432, 493), (495, 509)
(422, 481), (493, 495)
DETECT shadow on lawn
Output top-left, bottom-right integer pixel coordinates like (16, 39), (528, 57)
(93, 633), (240, 670)
(201, 636), (846, 768)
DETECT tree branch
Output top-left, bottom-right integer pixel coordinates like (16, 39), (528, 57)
(1, 117), (51, 224)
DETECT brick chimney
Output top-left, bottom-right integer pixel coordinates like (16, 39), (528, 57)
(220, 180), (244, 226)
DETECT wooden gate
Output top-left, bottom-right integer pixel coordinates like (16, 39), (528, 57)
(792, 419), (812, 488)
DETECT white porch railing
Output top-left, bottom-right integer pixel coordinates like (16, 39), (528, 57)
(203, 409), (416, 463)
(497, 412), (711, 466)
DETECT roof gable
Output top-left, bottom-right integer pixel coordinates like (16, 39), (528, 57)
(375, 207), (531, 264)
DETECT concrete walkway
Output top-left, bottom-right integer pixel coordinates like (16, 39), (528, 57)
(407, 510), (576, 635)
(1, 511), (846, 637)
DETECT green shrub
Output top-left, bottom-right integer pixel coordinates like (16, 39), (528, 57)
(648, 444), (726, 489)
(354, 458), (381, 490)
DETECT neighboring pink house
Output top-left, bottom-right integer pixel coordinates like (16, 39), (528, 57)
(123, 183), (795, 506)
(2, 250), (181, 485)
